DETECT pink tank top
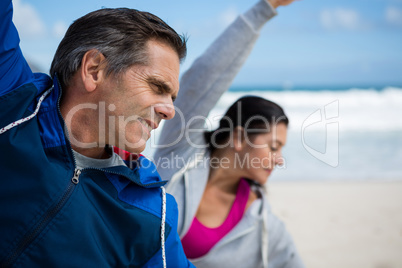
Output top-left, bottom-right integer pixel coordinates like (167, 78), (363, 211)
(181, 178), (250, 259)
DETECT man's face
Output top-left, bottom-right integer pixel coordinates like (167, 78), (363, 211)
(98, 39), (180, 153)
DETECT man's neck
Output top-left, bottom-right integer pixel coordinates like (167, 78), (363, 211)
(72, 145), (112, 159)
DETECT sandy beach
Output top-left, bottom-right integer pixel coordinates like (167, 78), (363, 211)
(266, 181), (402, 268)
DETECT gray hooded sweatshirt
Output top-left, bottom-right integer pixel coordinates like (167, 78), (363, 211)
(154, 1), (306, 267)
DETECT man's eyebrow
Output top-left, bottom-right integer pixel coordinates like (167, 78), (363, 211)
(148, 77), (177, 101)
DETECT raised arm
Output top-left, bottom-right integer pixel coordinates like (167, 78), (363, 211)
(0, 0), (34, 97)
(154, 0), (277, 179)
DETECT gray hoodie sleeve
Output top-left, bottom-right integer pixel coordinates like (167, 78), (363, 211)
(154, 0), (277, 181)
(268, 212), (306, 268)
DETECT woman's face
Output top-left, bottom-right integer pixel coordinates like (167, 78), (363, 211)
(237, 122), (287, 185)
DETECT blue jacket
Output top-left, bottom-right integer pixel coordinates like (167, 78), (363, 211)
(0, 1), (193, 267)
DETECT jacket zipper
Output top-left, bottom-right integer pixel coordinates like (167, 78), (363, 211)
(2, 162), (160, 266)
(1, 169), (81, 267)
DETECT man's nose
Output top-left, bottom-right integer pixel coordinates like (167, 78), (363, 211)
(154, 102), (175, 120)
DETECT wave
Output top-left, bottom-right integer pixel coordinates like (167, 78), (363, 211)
(209, 87), (402, 132)
(145, 87), (402, 181)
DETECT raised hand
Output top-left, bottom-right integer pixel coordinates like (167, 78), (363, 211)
(268, 0), (299, 8)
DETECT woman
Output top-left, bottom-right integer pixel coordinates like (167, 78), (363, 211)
(154, 0), (304, 267)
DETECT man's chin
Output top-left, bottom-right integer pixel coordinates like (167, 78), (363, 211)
(119, 140), (147, 155)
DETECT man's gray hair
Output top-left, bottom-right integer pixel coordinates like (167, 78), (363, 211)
(50, 8), (187, 89)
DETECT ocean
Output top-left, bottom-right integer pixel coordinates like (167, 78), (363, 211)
(145, 86), (402, 182)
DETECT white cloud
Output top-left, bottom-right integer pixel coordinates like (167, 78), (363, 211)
(13, 0), (46, 38)
(385, 6), (402, 26)
(52, 21), (68, 38)
(219, 7), (239, 28)
(320, 8), (362, 31)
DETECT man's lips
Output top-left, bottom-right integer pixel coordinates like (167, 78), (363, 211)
(138, 118), (151, 136)
(138, 118), (158, 137)
(144, 118), (158, 130)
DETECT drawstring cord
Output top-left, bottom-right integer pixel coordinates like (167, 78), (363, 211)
(262, 209), (269, 268)
(0, 87), (53, 135)
(161, 186), (167, 268)
(261, 192), (269, 268)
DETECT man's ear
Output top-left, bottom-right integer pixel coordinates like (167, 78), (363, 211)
(80, 49), (106, 93)
(233, 126), (246, 152)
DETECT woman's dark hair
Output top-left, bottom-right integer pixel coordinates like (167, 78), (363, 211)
(204, 96), (289, 152)
(50, 8), (187, 90)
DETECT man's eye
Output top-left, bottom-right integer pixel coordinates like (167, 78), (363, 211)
(271, 147), (278, 152)
(151, 83), (163, 94)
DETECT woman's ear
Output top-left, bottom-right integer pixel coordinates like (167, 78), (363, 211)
(80, 49), (106, 93)
(233, 126), (245, 152)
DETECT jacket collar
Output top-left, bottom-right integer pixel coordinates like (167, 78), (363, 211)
(112, 147), (167, 188)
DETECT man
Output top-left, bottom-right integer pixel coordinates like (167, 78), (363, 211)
(0, 1), (192, 267)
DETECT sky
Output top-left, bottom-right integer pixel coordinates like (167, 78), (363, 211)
(12, 0), (402, 88)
